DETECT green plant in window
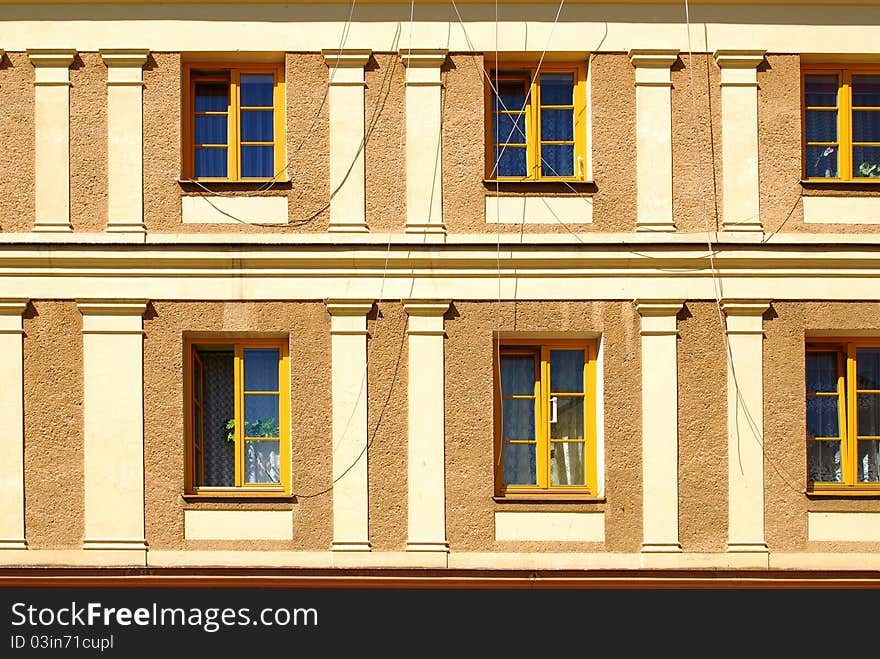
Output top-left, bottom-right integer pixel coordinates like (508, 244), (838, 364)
(859, 161), (880, 177)
(224, 417), (278, 442)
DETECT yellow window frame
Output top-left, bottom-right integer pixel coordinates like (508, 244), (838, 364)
(183, 63), (286, 182)
(484, 62), (588, 182)
(802, 65), (880, 182)
(494, 339), (598, 498)
(184, 337), (291, 497)
(806, 338), (880, 494)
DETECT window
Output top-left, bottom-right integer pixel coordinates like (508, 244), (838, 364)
(185, 338), (290, 495)
(485, 63), (588, 182)
(803, 68), (880, 180)
(183, 64), (285, 181)
(806, 339), (880, 492)
(495, 340), (598, 497)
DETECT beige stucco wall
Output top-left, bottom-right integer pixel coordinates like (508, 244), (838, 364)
(365, 302), (408, 550)
(445, 301), (642, 552)
(143, 53), (182, 232)
(764, 301), (880, 553)
(23, 301), (84, 549)
(0, 52), (36, 232)
(70, 52), (107, 233)
(143, 301), (332, 551)
(677, 302), (728, 552)
(672, 53), (723, 233)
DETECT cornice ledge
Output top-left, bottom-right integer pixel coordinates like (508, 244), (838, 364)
(399, 48), (448, 68)
(324, 299), (375, 316)
(634, 299), (684, 316)
(720, 299), (771, 316)
(99, 48), (150, 68)
(402, 300), (451, 316)
(713, 49), (766, 69)
(322, 48), (372, 68)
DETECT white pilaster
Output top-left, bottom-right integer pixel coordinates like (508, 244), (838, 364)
(323, 50), (371, 234)
(28, 49), (75, 233)
(326, 299), (374, 552)
(636, 300), (683, 560)
(714, 50), (765, 233)
(78, 300), (148, 557)
(722, 300), (770, 564)
(0, 300), (28, 550)
(400, 50), (447, 237)
(630, 50), (678, 232)
(100, 49), (149, 234)
(403, 300), (450, 555)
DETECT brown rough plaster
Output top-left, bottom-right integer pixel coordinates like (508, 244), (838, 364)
(366, 303), (408, 550)
(672, 54), (723, 233)
(364, 54), (406, 233)
(143, 302), (332, 551)
(0, 52), (35, 232)
(589, 54), (637, 233)
(445, 301), (642, 552)
(143, 53), (182, 232)
(70, 53), (107, 233)
(677, 302), (727, 552)
(764, 301), (880, 553)
(285, 53), (330, 232)
(24, 302), (84, 549)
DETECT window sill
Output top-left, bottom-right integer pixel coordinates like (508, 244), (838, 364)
(484, 179), (595, 192)
(801, 179), (880, 187)
(177, 178), (292, 191)
(493, 495), (606, 503)
(183, 491), (295, 502)
(805, 489), (880, 498)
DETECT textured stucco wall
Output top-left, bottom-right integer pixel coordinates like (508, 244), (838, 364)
(364, 53), (406, 233)
(764, 301), (880, 553)
(143, 301), (332, 551)
(677, 302), (727, 552)
(0, 52), (35, 232)
(70, 52), (107, 233)
(143, 53), (182, 232)
(445, 301), (642, 552)
(365, 302), (408, 550)
(672, 53), (723, 233)
(23, 301), (84, 549)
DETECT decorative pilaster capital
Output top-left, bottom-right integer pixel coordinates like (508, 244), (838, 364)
(400, 49), (447, 86)
(77, 300), (148, 335)
(325, 299), (375, 316)
(27, 49), (75, 86)
(635, 299), (683, 336)
(100, 49), (149, 85)
(714, 50), (764, 86)
(629, 49), (678, 86)
(403, 300), (450, 336)
(0, 299), (29, 316)
(721, 299), (770, 335)
(322, 48), (371, 69)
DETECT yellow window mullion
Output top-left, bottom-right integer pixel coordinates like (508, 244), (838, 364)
(234, 344), (244, 488)
(273, 67), (285, 179)
(841, 71), (853, 180)
(537, 347), (549, 489)
(528, 75), (539, 180)
(585, 345), (597, 493)
(230, 70), (241, 180)
(845, 345), (857, 485)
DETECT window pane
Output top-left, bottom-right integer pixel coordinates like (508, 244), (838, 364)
(804, 109), (837, 143)
(195, 148), (227, 178)
(804, 75), (838, 107)
(194, 406), (202, 448)
(852, 110), (880, 143)
(550, 396), (584, 440)
(195, 82), (229, 112)
(540, 144), (574, 177)
(241, 109), (274, 142)
(244, 394), (280, 438)
(858, 393), (880, 436)
(852, 75), (880, 108)
(808, 439), (842, 482)
(853, 146), (880, 178)
(240, 73), (274, 107)
(500, 354), (535, 396)
(195, 115), (227, 145)
(805, 145), (838, 178)
(550, 350), (584, 393)
(245, 439), (281, 484)
(540, 72), (573, 105)
(806, 396), (840, 438)
(493, 78), (528, 111)
(540, 108), (574, 141)
(493, 113), (527, 144)
(550, 442), (585, 486)
(857, 348), (880, 389)
(200, 350), (235, 488)
(501, 398), (535, 441)
(806, 352), (838, 393)
(241, 145), (274, 178)
(502, 443), (536, 485)
(494, 146), (527, 177)
(859, 440), (880, 482)
(244, 348), (280, 392)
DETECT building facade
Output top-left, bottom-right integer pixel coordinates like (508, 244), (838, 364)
(1, 0), (880, 586)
